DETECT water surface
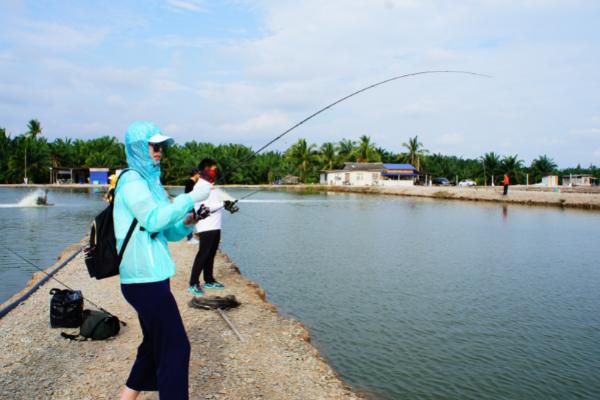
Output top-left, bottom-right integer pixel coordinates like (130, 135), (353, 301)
(1, 187), (599, 399)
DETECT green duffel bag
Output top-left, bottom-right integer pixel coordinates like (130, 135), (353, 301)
(61, 309), (123, 341)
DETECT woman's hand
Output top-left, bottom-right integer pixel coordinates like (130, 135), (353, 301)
(184, 212), (196, 226)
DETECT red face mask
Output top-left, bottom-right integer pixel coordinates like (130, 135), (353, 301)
(202, 168), (216, 183)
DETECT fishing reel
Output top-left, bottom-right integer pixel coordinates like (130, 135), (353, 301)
(224, 200), (239, 214)
(194, 204), (211, 221)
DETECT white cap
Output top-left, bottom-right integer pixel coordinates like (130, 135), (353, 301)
(148, 133), (174, 146)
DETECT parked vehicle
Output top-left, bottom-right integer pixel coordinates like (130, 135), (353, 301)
(432, 177), (451, 186)
(459, 179), (476, 187)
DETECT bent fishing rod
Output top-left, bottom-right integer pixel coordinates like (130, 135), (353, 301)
(214, 69), (491, 199)
(2, 245), (125, 322)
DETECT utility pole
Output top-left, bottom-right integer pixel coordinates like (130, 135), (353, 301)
(24, 141), (27, 185)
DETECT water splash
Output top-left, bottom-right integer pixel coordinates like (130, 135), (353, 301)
(0, 190), (49, 208)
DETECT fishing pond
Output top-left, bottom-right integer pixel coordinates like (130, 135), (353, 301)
(1, 187), (599, 399)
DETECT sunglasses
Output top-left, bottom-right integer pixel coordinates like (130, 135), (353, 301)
(151, 143), (168, 152)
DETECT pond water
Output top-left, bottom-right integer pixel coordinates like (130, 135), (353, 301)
(1, 187), (599, 399)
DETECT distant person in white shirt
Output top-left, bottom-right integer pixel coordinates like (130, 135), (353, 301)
(188, 158), (238, 296)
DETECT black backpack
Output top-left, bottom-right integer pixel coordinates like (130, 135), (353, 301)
(84, 169), (138, 279)
(49, 288), (84, 328)
(61, 309), (121, 341)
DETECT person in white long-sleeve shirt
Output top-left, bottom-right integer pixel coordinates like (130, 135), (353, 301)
(188, 158), (236, 296)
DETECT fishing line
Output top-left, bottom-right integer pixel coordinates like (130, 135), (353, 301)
(2, 245), (121, 318)
(216, 70), (490, 198)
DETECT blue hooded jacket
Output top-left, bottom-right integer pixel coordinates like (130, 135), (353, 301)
(114, 121), (196, 284)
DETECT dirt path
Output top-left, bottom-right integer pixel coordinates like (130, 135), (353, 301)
(0, 241), (360, 400)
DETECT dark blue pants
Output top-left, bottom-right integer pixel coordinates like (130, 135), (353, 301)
(121, 279), (190, 399)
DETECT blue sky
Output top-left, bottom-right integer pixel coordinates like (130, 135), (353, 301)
(1, 0), (600, 167)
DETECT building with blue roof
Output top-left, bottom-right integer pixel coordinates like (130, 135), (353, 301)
(320, 162), (418, 187)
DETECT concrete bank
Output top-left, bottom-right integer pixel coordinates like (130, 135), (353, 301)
(224, 184), (600, 211)
(0, 241), (361, 400)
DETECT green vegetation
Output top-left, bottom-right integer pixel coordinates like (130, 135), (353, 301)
(0, 122), (599, 185)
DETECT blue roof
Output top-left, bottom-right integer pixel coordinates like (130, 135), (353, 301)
(383, 163), (416, 170)
(382, 171), (419, 177)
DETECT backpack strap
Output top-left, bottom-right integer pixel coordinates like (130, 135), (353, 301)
(118, 219), (138, 261)
(113, 168), (138, 264)
(60, 332), (85, 341)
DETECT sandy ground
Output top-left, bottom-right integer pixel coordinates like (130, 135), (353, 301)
(0, 241), (361, 400)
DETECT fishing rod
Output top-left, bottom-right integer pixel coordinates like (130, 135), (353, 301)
(215, 70), (490, 200)
(2, 245), (124, 321)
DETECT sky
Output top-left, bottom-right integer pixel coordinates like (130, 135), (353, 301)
(1, 0), (600, 167)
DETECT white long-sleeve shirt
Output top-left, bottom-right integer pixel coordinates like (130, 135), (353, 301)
(194, 185), (235, 233)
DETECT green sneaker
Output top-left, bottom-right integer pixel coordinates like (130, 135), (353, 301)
(204, 281), (225, 289)
(188, 284), (204, 296)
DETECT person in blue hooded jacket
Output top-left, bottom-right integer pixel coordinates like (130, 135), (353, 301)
(114, 121), (211, 400)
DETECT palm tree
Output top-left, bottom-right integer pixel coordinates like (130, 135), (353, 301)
(286, 138), (318, 182)
(402, 135), (428, 171)
(24, 119), (42, 183)
(27, 119), (42, 139)
(481, 152), (501, 185)
(319, 142), (337, 170)
(501, 154), (524, 183)
(354, 135), (380, 162)
(530, 154), (557, 183)
(336, 138), (356, 163)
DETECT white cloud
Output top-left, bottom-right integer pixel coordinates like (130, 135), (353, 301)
(2, 0), (600, 167)
(166, 0), (206, 13)
(8, 20), (109, 51)
(219, 110), (291, 134)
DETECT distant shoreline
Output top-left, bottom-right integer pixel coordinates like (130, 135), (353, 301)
(2, 183), (599, 211)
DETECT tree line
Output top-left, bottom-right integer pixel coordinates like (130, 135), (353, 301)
(1, 120), (599, 185)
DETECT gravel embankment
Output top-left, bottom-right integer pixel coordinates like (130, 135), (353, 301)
(0, 241), (361, 400)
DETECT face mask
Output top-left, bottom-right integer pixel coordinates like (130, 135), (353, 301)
(208, 169), (216, 179)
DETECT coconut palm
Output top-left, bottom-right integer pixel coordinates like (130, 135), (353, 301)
(336, 138), (356, 162)
(501, 154), (524, 183)
(530, 154), (557, 182)
(481, 152), (501, 185)
(27, 119), (42, 139)
(354, 135), (380, 162)
(402, 135), (428, 171)
(23, 119), (42, 183)
(319, 142), (337, 170)
(286, 138), (318, 182)
(49, 138), (75, 168)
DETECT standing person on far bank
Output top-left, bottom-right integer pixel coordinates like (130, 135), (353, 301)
(114, 121), (211, 400)
(188, 158), (237, 295)
(503, 174), (510, 195)
(184, 168), (201, 243)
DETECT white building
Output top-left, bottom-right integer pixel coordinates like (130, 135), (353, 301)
(562, 174), (598, 187)
(320, 163), (418, 187)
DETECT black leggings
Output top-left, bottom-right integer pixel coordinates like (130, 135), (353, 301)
(189, 229), (221, 286)
(121, 279), (190, 399)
